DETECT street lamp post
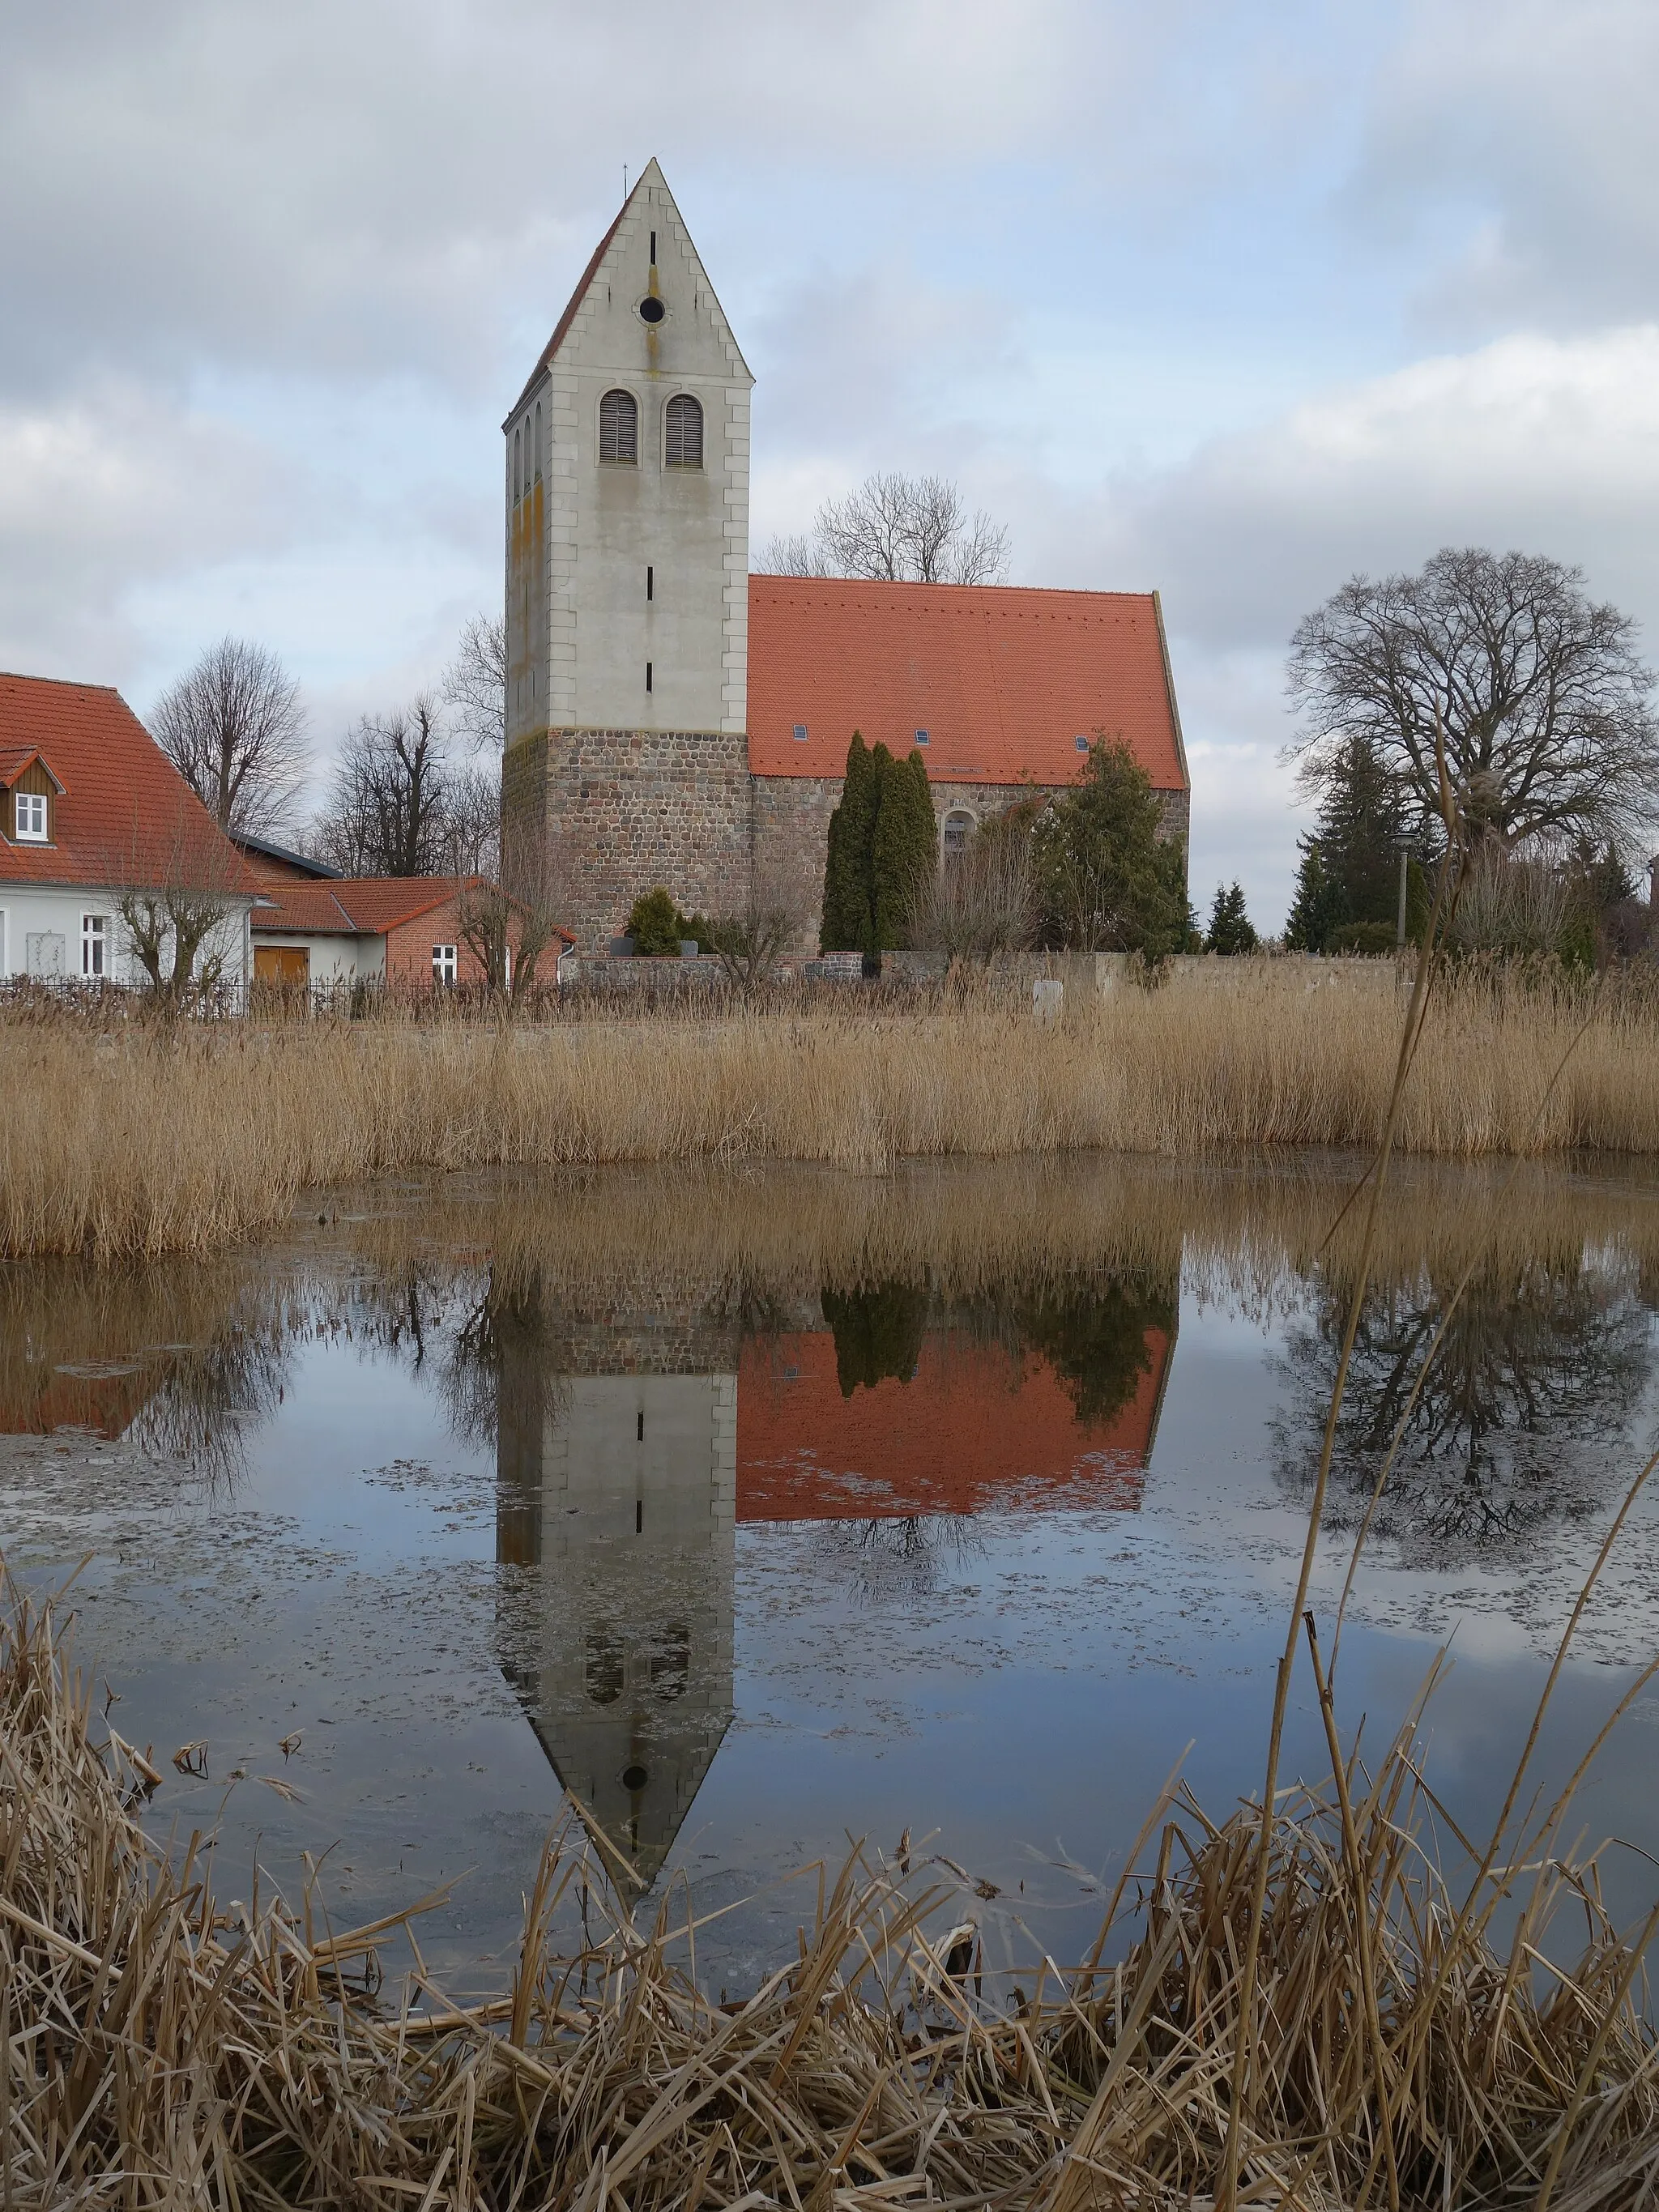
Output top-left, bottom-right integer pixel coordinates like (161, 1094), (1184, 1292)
(1391, 833), (1414, 950)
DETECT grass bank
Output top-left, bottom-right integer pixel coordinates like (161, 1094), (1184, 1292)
(6, 1574), (1659, 2210)
(6, 962), (1659, 1257)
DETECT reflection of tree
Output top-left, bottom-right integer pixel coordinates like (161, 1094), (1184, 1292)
(1011, 1272), (1178, 1426)
(822, 1282), (928, 1396)
(440, 1268), (569, 1456)
(0, 1255), (296, 1494)
(1274, 1258), (1651, 1560)
(810, 1513), (983, 1603)
(126, 1323), (293, 1494)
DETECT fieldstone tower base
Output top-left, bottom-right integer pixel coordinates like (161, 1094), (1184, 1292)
(505, 726), (753, 953)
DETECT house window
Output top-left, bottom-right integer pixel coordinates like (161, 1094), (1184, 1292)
(664, 393), (702, 468)
(943, 809), (975, 854)
(81, 914), (108, 977)
(433, 944), (458, 986)
(15, 791), (47, 842)
(599, 388), (638, 464)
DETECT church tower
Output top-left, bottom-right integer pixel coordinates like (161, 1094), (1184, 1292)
(501, 162), (756, 948)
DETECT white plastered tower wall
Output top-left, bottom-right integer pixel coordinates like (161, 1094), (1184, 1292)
(505, 160), (753, 745)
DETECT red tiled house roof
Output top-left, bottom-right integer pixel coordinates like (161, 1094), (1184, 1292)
(0, 671), (254, 892)
(252, 876), (574, 943)
(746, 578), (1189, 791)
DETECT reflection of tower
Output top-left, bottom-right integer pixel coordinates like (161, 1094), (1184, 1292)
(497, 1328), (736, 1895)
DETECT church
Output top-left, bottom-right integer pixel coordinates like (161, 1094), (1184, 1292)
(500, 160), (1190, 953)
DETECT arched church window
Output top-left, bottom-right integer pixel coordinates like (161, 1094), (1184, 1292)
(943, 808), (975, 855)
(533, 400), (542, 482)
(599, 388), (638, 465)
(663, 393), (702, 470)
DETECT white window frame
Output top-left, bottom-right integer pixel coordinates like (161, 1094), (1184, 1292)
(15, 791), (47, 842)
(433, 943), (458, 987)
(82, 912), (109, 978)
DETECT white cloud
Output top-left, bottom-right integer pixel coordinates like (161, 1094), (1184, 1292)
(1348, 0), (1659, 334)
(0, 385), (296, 680)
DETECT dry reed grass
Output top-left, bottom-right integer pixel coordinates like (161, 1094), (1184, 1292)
(6, 1571), (1659, 2210)
(6, 961), (1659, 1258)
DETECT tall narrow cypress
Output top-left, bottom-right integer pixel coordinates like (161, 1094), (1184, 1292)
(821, 731), (879, 953)
(872, 747), (937, 949)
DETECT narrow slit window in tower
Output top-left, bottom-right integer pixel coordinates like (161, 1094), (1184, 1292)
(646, 565), (654, 602)
(646, 662), (653, 693)
(650, 229), (657, 264)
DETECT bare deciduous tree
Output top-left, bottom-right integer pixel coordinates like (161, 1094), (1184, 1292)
(102, 803), (247, 1005)
(760, 473), (1010, 586)
(706, 862), (812, 997)
(148, 637), (309, 837)
(441, 612), (507, 752)
(906, 816), (1036, 965)
(444, 760), (502, 878)
(454, 819), (568, 1007)
(1287, 549), (1659, 855)
(310, 696), (452, 877)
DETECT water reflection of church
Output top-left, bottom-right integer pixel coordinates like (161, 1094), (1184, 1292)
(495, 1281), (1175, 1894)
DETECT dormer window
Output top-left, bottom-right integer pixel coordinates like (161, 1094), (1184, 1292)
(15, 791), (47, 841)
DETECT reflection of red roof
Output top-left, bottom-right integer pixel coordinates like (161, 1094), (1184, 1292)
(0, 672), (254, 892)
(737, 1327), (1171, 1522)
(747, 579), (1188, 791)
(0, 1363), (157, 1440)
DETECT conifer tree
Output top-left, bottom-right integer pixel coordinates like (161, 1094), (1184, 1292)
(1285, 735), (1401, 951)
(821, 732), (879, 952)
(872, 747), (937, 949)
(1205, 880), (1258, 953)
(1030, 738), (1192, 957)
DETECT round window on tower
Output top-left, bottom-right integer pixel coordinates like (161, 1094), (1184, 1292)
(638, 295), (666, 325)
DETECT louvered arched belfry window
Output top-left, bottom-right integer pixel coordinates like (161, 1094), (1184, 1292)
(664, 393), (703, 470)
(599, 388), (638, 465)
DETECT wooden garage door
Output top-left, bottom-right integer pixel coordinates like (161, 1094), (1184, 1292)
(254, 945), (309, 984)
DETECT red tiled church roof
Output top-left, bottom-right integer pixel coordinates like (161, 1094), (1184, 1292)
(747, 578), (1188, 791)
(0, 672), (254, 892)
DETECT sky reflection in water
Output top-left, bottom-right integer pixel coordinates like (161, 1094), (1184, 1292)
(5, 1156), (1659, 1994)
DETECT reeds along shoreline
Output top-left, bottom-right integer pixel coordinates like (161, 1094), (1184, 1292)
(6, 961), (1659, 1258)
(6, 1576), (1659, 2210)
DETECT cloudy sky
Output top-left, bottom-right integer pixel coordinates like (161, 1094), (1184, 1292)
(5, 0), (1657, 925)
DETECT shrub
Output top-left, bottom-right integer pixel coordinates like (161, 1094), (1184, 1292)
(1327, 920), (1398, 956)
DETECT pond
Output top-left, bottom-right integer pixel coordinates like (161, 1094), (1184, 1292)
(6, 1154), (1659, 2002)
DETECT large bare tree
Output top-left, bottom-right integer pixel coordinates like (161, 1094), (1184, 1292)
(441, 612), (507, 751)
(1287, 548), (1659, 853)
(761, 472), (1010, 586)
(310, 696), (452, 877)
(148, 637), (309, 837)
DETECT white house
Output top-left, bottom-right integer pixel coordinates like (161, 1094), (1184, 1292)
(0, 672), (256, 987)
